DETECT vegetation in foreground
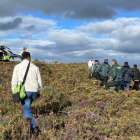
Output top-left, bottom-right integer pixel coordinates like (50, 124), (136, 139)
(0, 60), (140, 140)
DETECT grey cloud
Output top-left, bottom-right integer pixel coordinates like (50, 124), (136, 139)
(25, 25), (36, 31)
(0, 17), (22, 31)
(0, 0), (140, 19)
(1, 37), (140, 66)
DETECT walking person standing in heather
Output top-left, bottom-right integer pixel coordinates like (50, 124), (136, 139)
(11, 52), (42, 137)
(88, 57), (94, 70)
(121, 62), (133, 91)
(132, 64), (140, 91)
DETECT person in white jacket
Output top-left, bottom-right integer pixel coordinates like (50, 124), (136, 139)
(88, 57), (94, 70)
(11, 52), (42, 137)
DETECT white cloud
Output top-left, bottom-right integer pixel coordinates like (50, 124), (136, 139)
(0, 16), (140, 66)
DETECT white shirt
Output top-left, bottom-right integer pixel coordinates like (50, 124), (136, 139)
(88, 60), (94, 68)
(11, 59), (42, 93)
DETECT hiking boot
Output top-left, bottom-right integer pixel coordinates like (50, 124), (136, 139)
(32, 127), (39, 137)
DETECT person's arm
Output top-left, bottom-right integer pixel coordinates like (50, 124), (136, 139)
(108, 66), (112, 76)
(11, 65), (18, 92)
(110, 68), (117, 81)
(107, 66), (110, 74)
(97, 64), (102, 73)
(131, 69), (134, 77)
(138, 71), (140, 81)
(121, 67), (125, 77)
(37, 68), (42, 94)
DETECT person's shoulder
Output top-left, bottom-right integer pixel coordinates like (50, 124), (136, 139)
(31, 63), (39, 70)
(14, 62), (21, 69)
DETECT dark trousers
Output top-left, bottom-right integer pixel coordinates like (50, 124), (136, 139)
(133, 81), (139, 91)
(106, 81), (122, 93)
(3, 60), (9, 62)
(99, 75), (108, 86)
(89, 72), (100, 80)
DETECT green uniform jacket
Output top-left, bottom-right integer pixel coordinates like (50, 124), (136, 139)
(110, 64), (122, 82)
(98, 62), (110, 77)
(91, 64), (100, 75)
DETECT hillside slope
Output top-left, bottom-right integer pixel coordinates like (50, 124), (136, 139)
(0, 61), (140, 140)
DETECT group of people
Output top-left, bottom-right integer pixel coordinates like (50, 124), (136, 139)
(88, 58), (140, 92)
(3, 53), (10, 61)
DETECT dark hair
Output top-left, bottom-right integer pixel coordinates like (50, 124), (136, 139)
(22, 52), (30, 60)
(124, 62), (128, 65)
(112, 59), (117, 64)
(104, 59), (108, 62)
(95, 60), (98, 62)
(133, 64), (137, 68)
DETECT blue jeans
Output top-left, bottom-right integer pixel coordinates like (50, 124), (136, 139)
(122, 81), (131, 89)
(21, 92), (37, 128)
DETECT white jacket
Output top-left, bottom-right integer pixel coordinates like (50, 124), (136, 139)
(11, 59), (42, 93)
(88, 60), (94, 68)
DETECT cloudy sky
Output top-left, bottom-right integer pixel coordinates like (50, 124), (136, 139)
(1, 0), (140, 66)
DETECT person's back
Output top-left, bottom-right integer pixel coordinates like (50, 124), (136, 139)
(121, 62), (133, 91)
(12, 52), (42, 137)
(6, 55), (10, 61)
(3, 54), (7, 60)
(110, 63), (122, 82)
(98, 59), (110, 86)
(106, 59), (122, 92)
(122, 64), (133, 82)
(99, 62), (110, 77)
(132, 64), (140, 91)
(12, 60), (42, 92)
(132, 67), (140, 81)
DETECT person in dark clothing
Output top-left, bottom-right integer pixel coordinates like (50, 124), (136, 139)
(98, 59), (110, 86)
(121, 62), (134, 91)
(89, 60), (100, 80)
(106, 59), (122, 93)
(132, 64), (140, 91)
